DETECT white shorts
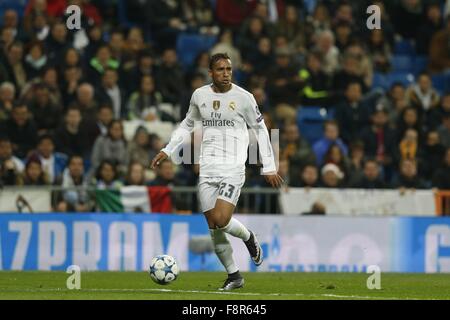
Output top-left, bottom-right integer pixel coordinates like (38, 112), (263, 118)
(198, 175), (245, 213)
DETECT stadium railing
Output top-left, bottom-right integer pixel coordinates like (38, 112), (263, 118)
(0, 185), (281, 214)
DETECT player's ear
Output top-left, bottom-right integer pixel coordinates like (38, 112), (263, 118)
(208, 68), (213, 78)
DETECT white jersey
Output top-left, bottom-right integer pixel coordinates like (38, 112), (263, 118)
(162, 83), (276, 177)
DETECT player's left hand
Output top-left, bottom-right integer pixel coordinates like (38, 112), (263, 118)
(264, 172), (285, 189)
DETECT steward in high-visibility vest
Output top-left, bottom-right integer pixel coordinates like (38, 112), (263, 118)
(298, 51), (333, 106)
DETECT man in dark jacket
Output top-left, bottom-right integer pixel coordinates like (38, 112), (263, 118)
(0, 103), (38, 159)
(351, 159), (386, 189)
(432, 148), (450, 189)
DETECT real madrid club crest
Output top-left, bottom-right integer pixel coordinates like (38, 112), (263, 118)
(228, 101), (236, 111)
(213, 100), (220, 111)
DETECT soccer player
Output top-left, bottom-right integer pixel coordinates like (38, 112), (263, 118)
(151, 53), (283, 290)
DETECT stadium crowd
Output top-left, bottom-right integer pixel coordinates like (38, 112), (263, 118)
(0, 0), (450, 212)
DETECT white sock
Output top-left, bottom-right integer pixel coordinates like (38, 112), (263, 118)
(220, 218), (251, 241)
(210, 229), (238, 274)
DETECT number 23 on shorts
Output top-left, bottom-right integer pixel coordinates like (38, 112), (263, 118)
(219, 183), (235, 199)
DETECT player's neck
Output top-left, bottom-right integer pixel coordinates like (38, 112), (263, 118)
(211, 83), (232, 93)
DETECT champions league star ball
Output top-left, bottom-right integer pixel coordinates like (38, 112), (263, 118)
(149, 255), (179, 285)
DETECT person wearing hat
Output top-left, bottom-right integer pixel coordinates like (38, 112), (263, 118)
(319, 163), (345, 188)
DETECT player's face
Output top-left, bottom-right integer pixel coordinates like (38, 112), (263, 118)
(210, 58), (232, 89)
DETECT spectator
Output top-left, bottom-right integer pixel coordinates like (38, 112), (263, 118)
(61, 66), (83, 107)
(149, 158), (175, 186)
(322, 143), (352, 184)
(334, 81), (370, 144)
(266, 47), (301, 106)
(392, 0), (424, 40)
(24, 41), (48, 80)
(334, 21), (353, 52)
(92, 159), (123, 189)
(123, 49), (157, 96)
(28, 83), (62, 134)
(301, 201), (326, 215)
(395, 128), (422, 164)
(45, 21), (71, 64)
(18, 155), (49, 186)
(127, 126), (151, 168)
(428, 93), (450, 130)
(313, 120), (348, 166)
(319, 163), (345, 188)
(416, 3), (443, 55)
(0, 137), (24, 185)
(333, 54), (368, 97)
(125, 161), (147, 186)
(432, 148), (450, 189)
(87, 44), (120, 85)
(95, 68), (127, 119)
(33, 134), (67, 184)
(292, 164), (319, 188)
(0, 41), (27, 91)
(366, 29), (392, 73)
(41, 66), (62, 106)
(148, 0), (187, 47)
(276, 5), (307, 56)
(84, 103), (114, 148)
(1, 9), (27, 42)
(155, 48), (185, 105)
(421, 130), (446, 182)
(0, 82), (15, 121)
(405, 72), (440, 116)
(0, 103), (38, 159)
(377, 82), (408, 128)
(210, 28), (242, 70)
(307, 3), (331, 35)
(182, 0), (218, 35)
(392, 158), (427, 189)
(437, 114), (450, 149)
(298, 50), (332, 106)
(347, 140), (365, 184)
(55, 154), (90, 212)
(73, 82), (98, 119)
(351, 159), (386, 189)
(280, 122), (315, 174)
(429, 16), (450, 73)
(54, 106), (90, 158)
(395, 107), (422, 144)
(127, 75), (164, 121)
(313, 30), (339, 76)
(360, 106), (395, 168)
(90, 120), (128, 177)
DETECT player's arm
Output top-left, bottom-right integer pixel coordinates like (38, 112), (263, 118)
(151, 95), (201, 169)
(242, 95), (284, 188)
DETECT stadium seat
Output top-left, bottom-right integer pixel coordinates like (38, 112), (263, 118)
(385, 72), (415, 88)
(176, 33), (217, 69)
(391, 55), (414, 72)
(431, 73), (447, 95)
(393, 39), (416, 56)
(0, 0), (26, 24)
(413, 55), (429, 75)
(117, 0), (136, 29)
(303, 0), (317, 14)
(372, 72), (387, 90)
(297, 106), (333, 145)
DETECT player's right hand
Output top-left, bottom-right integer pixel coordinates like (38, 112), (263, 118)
(151, 151), (168, 169)
(264, 173), (285, 189)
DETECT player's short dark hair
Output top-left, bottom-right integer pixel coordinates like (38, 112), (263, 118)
(209, 53), (231, 70)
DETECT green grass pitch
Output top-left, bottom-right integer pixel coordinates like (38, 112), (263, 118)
(0, 271), (449, 300)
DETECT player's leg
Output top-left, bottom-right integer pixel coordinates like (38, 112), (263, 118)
(199, 177), (242, 290)
(210, 199), (263, 266)
(208, 176), (263, 266)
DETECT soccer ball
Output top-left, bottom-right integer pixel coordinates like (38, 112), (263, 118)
(148, 254), (179, 285)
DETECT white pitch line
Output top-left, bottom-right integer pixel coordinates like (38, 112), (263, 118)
(0, 287), (422, 300)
